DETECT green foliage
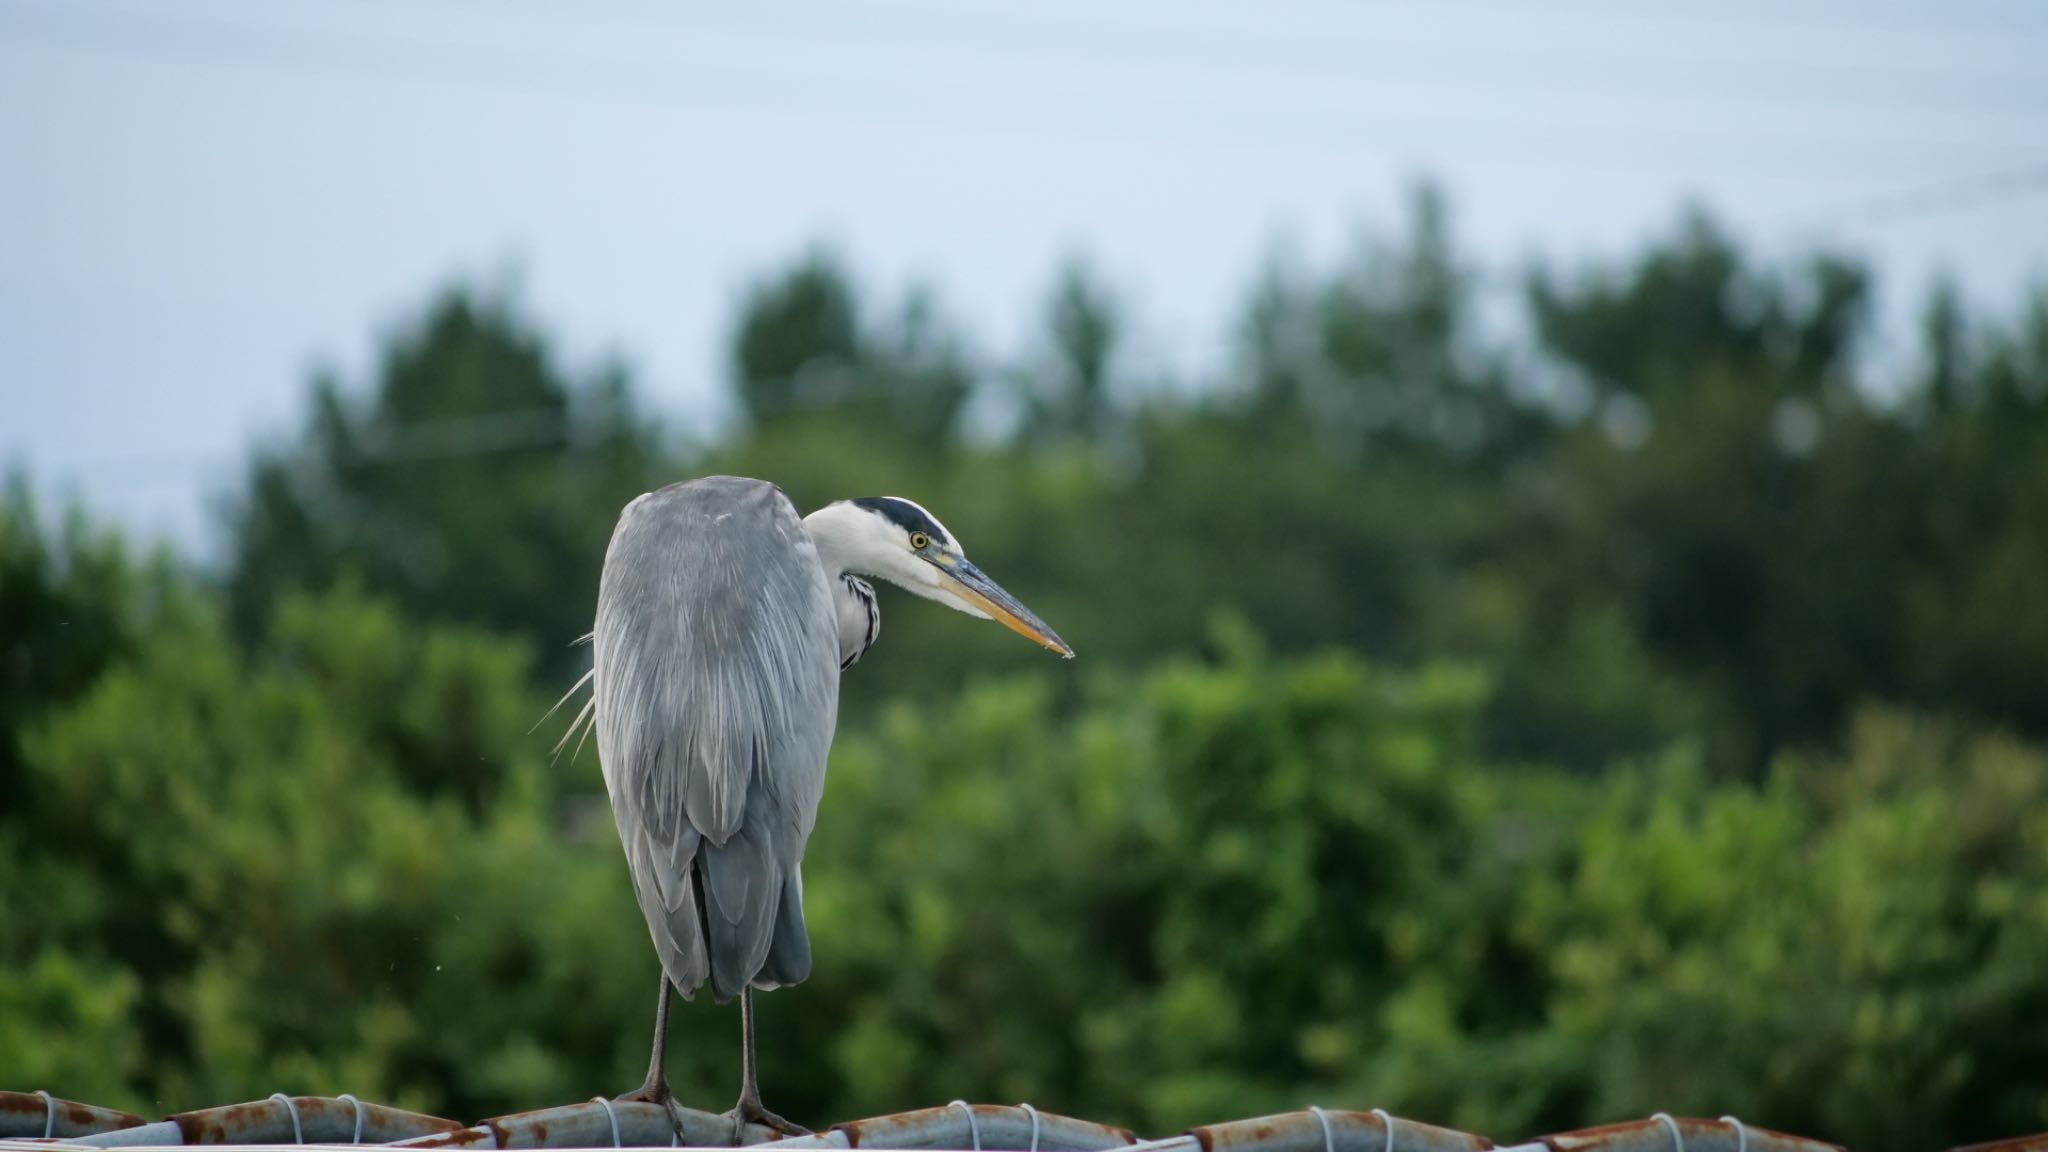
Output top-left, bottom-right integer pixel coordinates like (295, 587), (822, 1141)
(1528, 210), (1869, 397)
(0, 478), (162, 799)
(11, 187), (2048, 1151)
(1014, 258), (1125, 448)
(224, 289), (666, 679)
(3, 577), (654, 1116)
(1525, 714), (2048, 1149)
(732, 249), (974, 444)
(212, 195), (2048, 776)
(9, 544), (2047, 1150)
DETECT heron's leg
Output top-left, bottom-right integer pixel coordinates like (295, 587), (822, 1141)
(617, 975), (674, 1102)
(726, 987), (809, 1141)
(618, 976), (698, 1143)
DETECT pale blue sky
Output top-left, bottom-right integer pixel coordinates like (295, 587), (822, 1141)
(3, 0), (2045, 552)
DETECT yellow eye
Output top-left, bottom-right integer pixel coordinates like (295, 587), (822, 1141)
(909, 532), (931, 551)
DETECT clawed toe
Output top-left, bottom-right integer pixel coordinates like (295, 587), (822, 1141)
(612, 1084), (691, 1145)
(727, 1098), (810, 1143)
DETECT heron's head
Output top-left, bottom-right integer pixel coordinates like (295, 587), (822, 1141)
(805, 496), (1073, 658)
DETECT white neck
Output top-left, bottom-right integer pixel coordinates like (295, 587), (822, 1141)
(801, 501), (977, 612)
(804, 503), (896, 580)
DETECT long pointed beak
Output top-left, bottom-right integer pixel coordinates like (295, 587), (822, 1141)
(934, 555), (1074, 658)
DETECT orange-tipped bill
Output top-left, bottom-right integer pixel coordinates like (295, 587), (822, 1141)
(935, 556), (1074, 658)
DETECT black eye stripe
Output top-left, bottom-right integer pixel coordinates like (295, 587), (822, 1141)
(852, 497), (951, 546)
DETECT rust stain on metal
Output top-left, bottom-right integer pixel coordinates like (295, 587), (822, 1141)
(407, 1124), (498, 1148)
(1542, 1117), (1841, 1152)
(1948, 1136), (2048, 1152)
(293, 1098), (343, 1130)
(376, 1103), (467, 1137)
(0, 1094), (1886, 1152)
(171, 1098), (276, 1144)
(1, 1095), (48, 1129)
(170, 1110), (218, 1145)
(0, 1093), (142, 1138)
(1542, 1118), (1664, 1150)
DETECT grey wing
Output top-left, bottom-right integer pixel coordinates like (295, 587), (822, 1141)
(592, 476), (839, 1002)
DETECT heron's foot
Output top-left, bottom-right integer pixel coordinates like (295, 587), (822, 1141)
(616, 1081), (692, 1145)
(616, 1080), (667, 1105)
(661, 1096), (700, 1146)
(726, 1094), (809, 1143)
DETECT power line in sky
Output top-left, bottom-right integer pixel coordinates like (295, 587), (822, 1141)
(399, 0), (2047, 116)
(848, 0), (2048, 45)
(0, 0), (2036, 180)
(33, 146), (2048, 488)
(1784, 161), (2048, 232)
(4, 0), (2041, 503)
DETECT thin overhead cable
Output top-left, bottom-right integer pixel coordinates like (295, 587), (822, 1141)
(0, 1), (2031, 176)
(809, 0), (2048, 47)
(1781, 160), (2048, 231)
(29, 154), (2045, 488)
(396, 0), (2046, 115)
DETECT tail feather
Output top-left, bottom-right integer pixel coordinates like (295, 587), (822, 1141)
(628, 828), (710, 998)
(618, 798), (813, 1002)
(698, 825), (785, 1002)
(756, 870), (812, 989)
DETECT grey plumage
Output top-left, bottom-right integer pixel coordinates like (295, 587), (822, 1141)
(592, 476), (838, 1003)
(577, 475), (1070, 1137)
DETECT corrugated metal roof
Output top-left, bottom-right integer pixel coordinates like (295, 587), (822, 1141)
(0, 1092), (1892, 1152)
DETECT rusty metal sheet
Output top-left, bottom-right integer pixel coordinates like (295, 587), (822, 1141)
(1185, 1111), (1490, 1152)
(0, 1093), (1885, 1152)
(1535, 1118), (1842, 1152)
(139, 1097), (464, 1146)
(0, 1093), (144, 1139)
(755, 1132), (852, 1150)
(800, 1104), (1134, 1152)
(392, 1099), (775, 1149)
(1946, 1136), (2048, 1152)
(74, 1121), (186, 1147)
(2, 1144), (162, 1152)
(71, 1097), (464, 1148)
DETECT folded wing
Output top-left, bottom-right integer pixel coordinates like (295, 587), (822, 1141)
(592, 475), (839, 1001)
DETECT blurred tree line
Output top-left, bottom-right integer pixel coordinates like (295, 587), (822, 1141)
(5, 187), (2047, 1152)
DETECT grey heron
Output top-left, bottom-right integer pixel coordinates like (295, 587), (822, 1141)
(556, 475), (1071, 1140)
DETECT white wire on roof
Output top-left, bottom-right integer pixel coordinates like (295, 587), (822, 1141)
(267, 1095), (305, 1145)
